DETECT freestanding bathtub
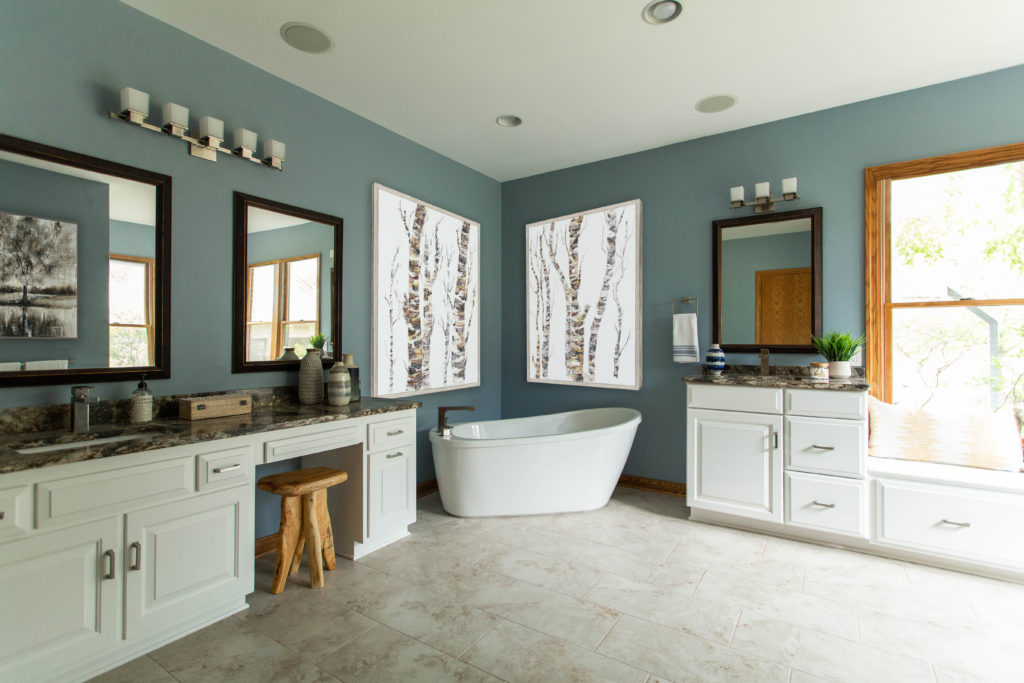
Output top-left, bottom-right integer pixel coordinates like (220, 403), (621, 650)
(429, 407), (641, 517)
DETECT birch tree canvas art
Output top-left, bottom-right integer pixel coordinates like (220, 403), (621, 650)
(372, 184), (480, 398)
(526, 199), (641, 389)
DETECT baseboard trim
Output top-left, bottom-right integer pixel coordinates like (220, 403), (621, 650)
(417, 478), (439, 498)
(254, 533), (280, 558)
(617, 474), (686, 497)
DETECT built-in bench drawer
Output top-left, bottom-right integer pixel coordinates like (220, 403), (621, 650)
(786, 471), (867, 537)
(367, 416), (416, 452)
(197, 445), (255, 492)
(874, 478), (1024, 567)
(264, 424), (362, 464)
(687, 384), (783, 415)
(0, 485), (32, 540)
(785, 388), (867, 420)
(785, 415), (866, 478)
(35, 456), (194, 529)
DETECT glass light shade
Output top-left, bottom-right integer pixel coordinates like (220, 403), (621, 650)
(730, 186), (744, 203)
(755, 181), (770, 199)
(233, 128), (257, 151)
(120, 87), (149, 116)
(199, 116), (224, 140)
(263, 139), (286, 161)
(162, 102), (189, 129)
(782, 177), (798, 195)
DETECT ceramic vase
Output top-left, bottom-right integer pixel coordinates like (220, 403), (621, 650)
(828, 360), (852, 379)
(810, 361), (830, 382)
(343, 353), (361, 402)
(278, 347), (300, 362)
(326, 364), (351, 406)
(704, 344), (726, 375)
(298, 348), (324, 404)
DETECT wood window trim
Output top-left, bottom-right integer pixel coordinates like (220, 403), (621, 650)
(109, 254), (155, 366)
(864, 141), (1024, 401)
(244, 253), (321, 361)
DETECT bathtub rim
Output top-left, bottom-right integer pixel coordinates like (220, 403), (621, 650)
(429, 406), (641, 449)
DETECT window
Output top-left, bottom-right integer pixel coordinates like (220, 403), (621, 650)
(865, 143), (1024, 416)
(245, 254), (320, 361)
(109, 255), (155, 367)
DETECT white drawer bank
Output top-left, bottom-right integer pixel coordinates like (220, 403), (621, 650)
(0, 406), (417, 683)
(685, 381), (1024, 582)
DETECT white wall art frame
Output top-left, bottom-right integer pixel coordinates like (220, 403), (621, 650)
(372, 183), (481, 398)
(526, 198), (642, 390)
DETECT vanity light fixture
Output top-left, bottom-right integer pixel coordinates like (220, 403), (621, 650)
(110, 87), (285, 171)
(729, 177), (799, 213)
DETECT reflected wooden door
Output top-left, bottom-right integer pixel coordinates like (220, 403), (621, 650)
(756, 268), (811, 345)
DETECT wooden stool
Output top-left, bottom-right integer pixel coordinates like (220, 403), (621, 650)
(257, 467), (348, 594)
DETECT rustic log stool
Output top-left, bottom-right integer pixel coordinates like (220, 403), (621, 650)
(257, 467), (348, 594)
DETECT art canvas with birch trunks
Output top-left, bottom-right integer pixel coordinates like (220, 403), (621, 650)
(526, 199), (642, 390)
(371, 184), (480, 398)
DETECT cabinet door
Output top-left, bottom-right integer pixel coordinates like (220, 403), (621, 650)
(0, 517), (120, 681)
(367, 447), (414, 541)
(124, 485), (251, 640)
(687, 408), (783, 523)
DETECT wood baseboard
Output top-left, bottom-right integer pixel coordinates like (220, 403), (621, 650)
(254, 533), (280, 558)
(617, 474), (686, 497)
(417, 478), (439, 498)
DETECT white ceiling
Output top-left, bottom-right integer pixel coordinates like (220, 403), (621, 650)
(120, 0), (1024, 182)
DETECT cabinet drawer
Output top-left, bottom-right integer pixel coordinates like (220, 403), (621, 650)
(875, 479), (1024, 567)
(0, 485), (32, 540)
(264, 425), (362, 464)
(687, 385), (783, 414)
(367, 416), (416, 452)
(786, 472), (866, 537)
(785, 389), (867, 420)
(367, 447), (414, 540)
(785, 416), (866, 477)
(36, 456), (194, 529)
(197, 446), (254, 492)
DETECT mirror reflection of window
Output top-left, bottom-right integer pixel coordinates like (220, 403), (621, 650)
(245, 254), (320, 361)
(108, 255), (154, 367)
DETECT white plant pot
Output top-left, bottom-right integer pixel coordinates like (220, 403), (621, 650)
(828, 360), (852, 379)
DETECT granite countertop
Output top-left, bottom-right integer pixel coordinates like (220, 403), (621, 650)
(0, 396), (421, 475)
(682, 373), (870, 392)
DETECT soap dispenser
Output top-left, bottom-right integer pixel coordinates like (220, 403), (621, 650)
(131, 374), (153, 424)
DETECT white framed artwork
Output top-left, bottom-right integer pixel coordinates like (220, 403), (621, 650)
(371, 183), (481, 398)
(526, 198), (642, 390)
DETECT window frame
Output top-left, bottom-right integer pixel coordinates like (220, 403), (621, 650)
(108, 253), (156, 367)
(244, 253), (321, 362)
(864, 141), (1024, 402)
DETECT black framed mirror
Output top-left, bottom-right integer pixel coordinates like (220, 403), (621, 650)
(0, 134), (171, 387)
(713, 206), (822, 353)
(232, 192), (343, 373)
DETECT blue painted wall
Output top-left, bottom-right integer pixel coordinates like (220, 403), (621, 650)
(109, 220), (156, 259)
(500, 64), (1024, 484)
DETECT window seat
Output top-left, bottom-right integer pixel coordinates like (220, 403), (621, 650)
(868, 455), (1024, 494)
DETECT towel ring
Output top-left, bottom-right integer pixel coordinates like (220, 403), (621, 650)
(672, 297), (698, 317)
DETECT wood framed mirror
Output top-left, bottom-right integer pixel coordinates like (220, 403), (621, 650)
(712, 206), (822, 353)
(232, 192), (343, 373)
(0, 134), (172, 387)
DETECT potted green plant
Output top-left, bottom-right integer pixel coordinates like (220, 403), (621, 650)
(811, 331), (865, 379)
(308, 333), (327, 350)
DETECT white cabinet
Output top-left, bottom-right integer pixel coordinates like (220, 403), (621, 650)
(368, 446), (414, 539)
(785, 471), (866, 537)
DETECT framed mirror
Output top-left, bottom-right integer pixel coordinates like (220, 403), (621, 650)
(232, 192), (342, 373)
(713, 207), (822, 353)
(0, 134), (171, 387)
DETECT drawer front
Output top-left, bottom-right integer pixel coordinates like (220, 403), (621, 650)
(687, 384), (783, 415)
(786, 472), (866, 537)
(786, 415), (866, 477)
(367, 447), (414, 540)
(36, 456), (194, 529)
(264, 425), (362, 464)
(367, 416), (416, 452)
(875, 479), (1024, 567)
(785, 388), (867, 420)
(0, 485), (32, 540)
(197, 445), (255, 492)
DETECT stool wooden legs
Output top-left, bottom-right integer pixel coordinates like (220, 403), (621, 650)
(316, 489), (336, 570)
(270, 490), (338, 594)
(302, 493), (324, 588)
(271, 496), (302, 594)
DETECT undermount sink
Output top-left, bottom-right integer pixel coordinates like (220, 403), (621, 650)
(16, 433), (155, 455)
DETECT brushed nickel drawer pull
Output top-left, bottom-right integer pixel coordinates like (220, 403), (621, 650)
(940, 519), (971, 528)
(130, 541), (142, 571)
(0, 511), (5, 520)
(103, 549), (116, 580)
(386, 452), (403, 459)
(773, 433), (779, 449)
(811, 500), (836, 508)
(810, 444), (835, 451)
(213, 464), (242, 474)
(386, 429), (404, 437)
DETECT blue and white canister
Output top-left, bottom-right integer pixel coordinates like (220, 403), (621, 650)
(703, 343), (726, 375)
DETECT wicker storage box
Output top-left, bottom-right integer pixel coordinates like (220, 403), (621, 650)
(178, 393), (253, 420)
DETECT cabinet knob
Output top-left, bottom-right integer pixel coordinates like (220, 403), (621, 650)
(103, 549), (116, 580)
(130, 541), (142, 571)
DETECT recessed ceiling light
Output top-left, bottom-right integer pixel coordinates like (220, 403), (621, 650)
(641, 0), (683, 25)
(280, 22), (334, 54)
(695, 94), (738, 114)
(496, 115), (522, 128)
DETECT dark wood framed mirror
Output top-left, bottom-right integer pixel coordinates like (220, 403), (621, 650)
(232, 192), (343, 373)
(0, 134), (171, 387)
(713, 206), (822, 353)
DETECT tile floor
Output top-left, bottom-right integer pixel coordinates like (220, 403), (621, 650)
(95, 487), (1024, 682)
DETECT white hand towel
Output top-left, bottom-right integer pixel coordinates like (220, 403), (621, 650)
(673, 313), (699, 363)
(0, 362), (22, 371)
(23, 359), (68, 370)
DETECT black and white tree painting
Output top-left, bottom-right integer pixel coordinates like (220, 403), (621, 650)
(372, 184), (480, 398)
(0, 211), (78, 339)
(526, 199), (641, 390)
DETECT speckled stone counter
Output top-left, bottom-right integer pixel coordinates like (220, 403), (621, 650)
(682, 369), (870, 392)
(0, 393), (420, 475)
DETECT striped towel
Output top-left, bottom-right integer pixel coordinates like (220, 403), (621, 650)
(673, 313), (699, 363)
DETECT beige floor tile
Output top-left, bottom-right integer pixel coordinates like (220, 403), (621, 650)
(473, 544), (604, 598)
(572, 541), (695, 585)
(561, 515), (681, 559)
(692, 556), (805, 594)
(761, 536), (865, 570)
(467, 577), (620, 649)
(483, 521), (595, 561)
(318, 624), (498, 682)
(246, 592), (377, 661)
(460, 619), (649, 683)
(789, 670), (837, 683)
(933, 665), (1008, 683)
(359, 541), (513, 602)
(88, 655), (176, 683)
(597, 614), (788, 682)
(665, 523), (767, 567)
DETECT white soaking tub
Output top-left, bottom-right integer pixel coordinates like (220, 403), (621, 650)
(429, 407), (641, 517)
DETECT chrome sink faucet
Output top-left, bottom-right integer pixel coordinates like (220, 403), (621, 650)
(438, 406), (474, 438)
(760, 349), (771, 376)
(71, 386), (99, 433)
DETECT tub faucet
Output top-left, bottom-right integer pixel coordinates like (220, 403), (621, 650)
(760, 349), (771, 376)
(71, 386), (99, 434)
(438, 406), (474, 438)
